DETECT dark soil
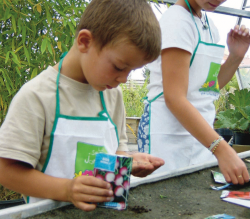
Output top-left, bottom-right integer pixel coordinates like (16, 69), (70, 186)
(27, 159), (250, 219)
(0, 185), (22, 201)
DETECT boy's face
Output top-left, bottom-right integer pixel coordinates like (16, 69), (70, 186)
(80, 41), (149, 91)
(195, 0), (226, 11)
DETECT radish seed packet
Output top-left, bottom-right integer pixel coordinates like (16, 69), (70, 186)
(94, 153), (133, 210)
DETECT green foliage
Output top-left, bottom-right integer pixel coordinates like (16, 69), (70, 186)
(214, 75), (239, 114)
(120, 80), (148, 117)
(0, 0), (88, 125)
(214, 89), (250, 133)
(228, 89), (250, 107)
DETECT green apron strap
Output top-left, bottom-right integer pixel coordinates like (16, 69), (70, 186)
(99, 91), (120, 144)
(56, 52), (68, 116)
(205, 13), (214, 43)
(184, 0), (201, 67)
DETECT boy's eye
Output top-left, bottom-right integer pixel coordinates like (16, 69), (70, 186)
(114, 65), (123, 71)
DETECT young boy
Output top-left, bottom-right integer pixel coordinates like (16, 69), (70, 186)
(0, 0), (164, 212)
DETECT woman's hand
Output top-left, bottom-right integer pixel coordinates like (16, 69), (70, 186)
(214, 141), (249, 185)
(227, 25), (250, 60)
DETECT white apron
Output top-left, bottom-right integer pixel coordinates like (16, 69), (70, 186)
(138, 0), (225, 174)
(28, 54), (119, 203)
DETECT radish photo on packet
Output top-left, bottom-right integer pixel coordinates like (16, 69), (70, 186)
(94, 153), (133, 210)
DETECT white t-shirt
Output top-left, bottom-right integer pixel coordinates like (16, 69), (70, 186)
(0, 66), (128, 171)
(147, 5), (220, 100)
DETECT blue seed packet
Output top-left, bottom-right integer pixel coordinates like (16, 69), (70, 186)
(205, 214), (235, 219)
(94, 153), (133, 210)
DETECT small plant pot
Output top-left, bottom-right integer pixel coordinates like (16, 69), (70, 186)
(215, 128), (233, 143)
(234, 132), (250, 145)
(0, 198), (25, 210)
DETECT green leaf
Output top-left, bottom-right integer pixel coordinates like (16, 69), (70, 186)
(4, 7), (10, 21)
(10, 51), (20, 65)
(0, 75), (5, 86)
(12, 39), (15, 51)
(22, 26), (26, 44)
(15, 67), (21, 76)
(67, 22), (75, 35)
(57, 9), (66, 17)
(45, 5), (52, 24)
(15, 46), (23, 53)
(61, 42), (68, 51)
(12, 15), (16, 33)
(48, 43), (53, 55)
(36, 4), (42, 14)
(57, 41), (62, 52)
(17, 18), (22, 33)
(5, 51), (10, 64)
(41, 38), (48, 54)
(24, 46), (30, 65)
(238, 118), (249, 131)
(63, 18), (67, 27)
(228, 89), (250, 107)
(0, 69), (13, 95)
(10, 51), (18, 61)
(70, 17), (76, 27)
(30, 68), (38, 80)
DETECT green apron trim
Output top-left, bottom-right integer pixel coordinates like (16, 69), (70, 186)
(99, 91), (120, 144)
(41, 55), (119, 174)
(148, 101), (152, 154)
(185, 0), (201, 67)
(59, 114), (108, 121)
(41, 57), (64, 174)
(200, 41), (225, 48)
(205, 13), (213, 42)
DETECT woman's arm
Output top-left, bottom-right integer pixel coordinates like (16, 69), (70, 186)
(161, 47), (249, 184)
(218, 25), (250, 89)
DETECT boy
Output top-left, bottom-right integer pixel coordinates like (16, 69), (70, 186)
(0, 0), (164, 212)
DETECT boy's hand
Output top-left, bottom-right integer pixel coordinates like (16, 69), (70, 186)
(131, 153), (165, 177)
(227, 25), (250, 59)
(66, 176), (113, 212)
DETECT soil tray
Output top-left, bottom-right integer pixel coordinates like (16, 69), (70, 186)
(25, 162), (250, 219)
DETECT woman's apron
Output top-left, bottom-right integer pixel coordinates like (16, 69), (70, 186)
(28, 54), (119, 203)
(138, 0), (225, 174)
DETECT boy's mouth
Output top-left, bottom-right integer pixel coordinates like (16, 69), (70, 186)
(106, 85), (113, 89)
(208, 2), (218, 8)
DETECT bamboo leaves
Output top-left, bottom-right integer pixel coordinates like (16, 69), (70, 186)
(41, 38), (48, 54)
(0, 0), (89, 125)
(11, 15), (16, 33)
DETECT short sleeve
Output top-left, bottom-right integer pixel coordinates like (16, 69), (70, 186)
(160, 6), (199, 54)
(0, 84), (45, 167)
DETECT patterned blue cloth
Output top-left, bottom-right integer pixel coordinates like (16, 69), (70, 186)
(137, 103), (150, 153)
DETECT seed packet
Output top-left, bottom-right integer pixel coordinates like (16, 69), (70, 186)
(211, 170), (227, 184)
(221, 190), (250, 200)
(221, 191), (250, 208)
(204, 214), (235, 219)
(94, 153), (133, 210)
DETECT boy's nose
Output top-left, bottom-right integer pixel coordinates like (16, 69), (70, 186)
(117, 72), (129, 84)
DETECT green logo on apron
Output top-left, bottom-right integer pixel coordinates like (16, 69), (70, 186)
(199, 62), (220, 94)
(74, 142), (107, 178)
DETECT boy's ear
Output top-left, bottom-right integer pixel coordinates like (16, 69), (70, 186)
(76, 29), (94, 53)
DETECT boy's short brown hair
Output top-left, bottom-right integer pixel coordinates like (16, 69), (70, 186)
(76, 0), (161, 61)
